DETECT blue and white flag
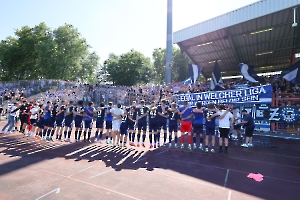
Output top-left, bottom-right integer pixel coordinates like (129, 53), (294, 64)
(210, 61), (223, 90)
(182, 78), (193, 85)
(281, 60), (300, 83)
(239, 63), (263, 82)
(188, 64), (202, 84)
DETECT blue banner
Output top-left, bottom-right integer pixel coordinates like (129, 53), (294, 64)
(176, 85), (272, 106)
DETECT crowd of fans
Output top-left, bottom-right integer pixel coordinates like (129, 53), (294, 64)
(0, 74), (299, 107)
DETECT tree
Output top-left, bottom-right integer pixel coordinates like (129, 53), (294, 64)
(0, 22), (99, 82)
(152, 46), (192, 84)
(105, 50), (154, 86)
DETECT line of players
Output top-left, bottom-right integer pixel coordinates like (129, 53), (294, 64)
(11, 99), (234, 153)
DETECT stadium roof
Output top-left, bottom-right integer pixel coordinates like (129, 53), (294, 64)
(174, 0), (300, 78)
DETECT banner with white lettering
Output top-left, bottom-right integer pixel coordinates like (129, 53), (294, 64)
(175, 85), (272, 106)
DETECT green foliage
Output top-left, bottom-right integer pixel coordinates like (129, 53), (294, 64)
(0, 22), (99, 82)
(153, 46), (204, 84)
(105, 50), (154, 86)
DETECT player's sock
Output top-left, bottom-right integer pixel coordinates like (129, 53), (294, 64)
(193, 136), (196, 144)
(137, 133), (141, 143)
(188, 135), (192, 144)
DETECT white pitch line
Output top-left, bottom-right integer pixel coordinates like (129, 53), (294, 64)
(224, 169), (230, 188)
(35, 188), (60, 200)
(227, 190), (232, 200)
(155, 150), (168, 155)
(90, 168), (115, 178)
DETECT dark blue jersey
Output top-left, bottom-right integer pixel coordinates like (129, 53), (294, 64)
(74, 106), (85, 121)
(157, 105), (169, 122)
(96, 108), (105, 122)
(149, 108), (158, 123)
(51, 105), (58, 119)
(204, 109), (217, 128)
(168, 109), (179, 122)
(65, 106), (74, 120)
(56, 105), (66, 121)
(128, 106), (137, 122)
(137, 106), (149, 122)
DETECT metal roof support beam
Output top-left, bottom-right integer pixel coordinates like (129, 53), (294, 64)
(225, 29), (240, 62)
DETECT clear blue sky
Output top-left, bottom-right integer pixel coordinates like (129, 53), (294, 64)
(0, 0), (257, 63)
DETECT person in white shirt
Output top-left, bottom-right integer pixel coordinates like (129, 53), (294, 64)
(216, 105), (234, 154)
(29, 103), (39, 137)
(1, 103), (17, 133)
(110, 104), (124, 146)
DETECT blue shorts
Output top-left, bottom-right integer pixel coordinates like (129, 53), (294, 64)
(49, 118), (56, 128)
(138, 121), (147, 131)
(96, 120), (104, 128)
(43, 119), (50, 127)
(193, 124), (204, 134)
(149, 121), (158, 132)
(75, 120), (83, 128)
(120, 123), (128, 135)
(56, 119), (64, 127)
(106, 121), (112, 129)
(127, 121), (135, 130)
(37, 119), (44, 129)
(169, 122), (178, 132)
(64, 119), (73, 128)
(158, 121), (167, 130)
(206, 127), (215, 135)
(84, 120), (93, 129)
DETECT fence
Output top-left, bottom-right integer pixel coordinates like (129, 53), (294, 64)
(271, 93), (300, 133)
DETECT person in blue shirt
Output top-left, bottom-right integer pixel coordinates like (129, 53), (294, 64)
(178, 100), (193, 151)
(63, 100), (75, 142)
(55, 100), (66, 141)
(43, 101), (53, 140)
(157, 99), (169, 146)
(148, 101), (158, 148)
(83, 102), (95, 142)
(105, 102), (113, 144)
(95, 102), (105, 143)
(168, 102), (180, 148)
(204, 104), (218, 153)
(128, 101), (137, 147)
(74, 100), (85, 142)
(192, 102), (205, 150)
(136, 100), (149, 147)
(239, 110), (255, 148)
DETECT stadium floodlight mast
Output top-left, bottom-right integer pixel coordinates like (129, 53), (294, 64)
(165, 0), (172, 84)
